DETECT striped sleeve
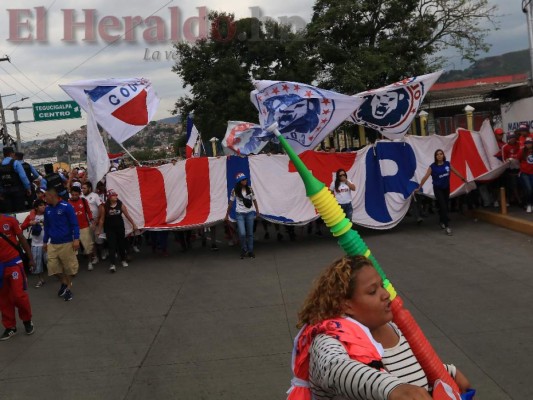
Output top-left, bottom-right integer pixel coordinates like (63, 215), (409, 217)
(309, 334), (403, 400)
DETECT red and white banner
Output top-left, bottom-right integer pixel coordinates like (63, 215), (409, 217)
(106, 122), (505, 231)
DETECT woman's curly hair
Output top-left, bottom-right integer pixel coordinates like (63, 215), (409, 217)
(296, 256), (372, 328)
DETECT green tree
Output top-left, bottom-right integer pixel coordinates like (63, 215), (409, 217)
(172, 13), (316, 139)
(307, 0), (498, 93)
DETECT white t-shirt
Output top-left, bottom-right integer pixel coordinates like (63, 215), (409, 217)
(230, 187), (256, 213)
(30, 214), (45, 247)
(329, 181), (353, 205)
(83, 192), (103, 221)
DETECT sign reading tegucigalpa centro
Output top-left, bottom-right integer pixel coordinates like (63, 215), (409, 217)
(33, 101), (81, 121)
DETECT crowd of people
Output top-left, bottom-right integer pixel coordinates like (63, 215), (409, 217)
(0, 123), (531, 344)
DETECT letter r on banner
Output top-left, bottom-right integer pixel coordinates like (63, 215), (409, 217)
(365, 142), (418, 223)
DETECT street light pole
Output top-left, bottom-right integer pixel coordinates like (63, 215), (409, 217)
(0, 56), (12, 140)
(523, 0), (533, 80)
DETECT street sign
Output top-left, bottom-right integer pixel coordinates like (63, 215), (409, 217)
(33, 101), (81, 122)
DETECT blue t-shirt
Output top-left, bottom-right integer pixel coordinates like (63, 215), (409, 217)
(431, 161), (451, 189)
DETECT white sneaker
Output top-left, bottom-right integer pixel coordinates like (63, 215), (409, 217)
(493, 201), (499, 208)
(91, 256), (98, 264)
(445, 227), (452, 235)
(527, 205), (532, 213)
(101, 250), (108, 260)
(132, 246), (140, 253)
(121, 261), (129, 268)
(109, 265), (116, 273)
(87, 262), (93, 271)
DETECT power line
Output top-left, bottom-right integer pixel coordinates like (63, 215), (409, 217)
(29, 0), (174, 100)
(8, 61), (57, 101)
(0, 75), (31, 99)
(0, 65), (48, 102)
(8, 0), (58, 57)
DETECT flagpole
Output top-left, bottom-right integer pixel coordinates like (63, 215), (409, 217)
(116, 140), (140, 165)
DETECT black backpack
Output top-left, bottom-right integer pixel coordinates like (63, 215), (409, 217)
(0, 159), (23, 190)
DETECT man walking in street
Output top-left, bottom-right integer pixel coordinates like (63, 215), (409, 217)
(0, 147), (31, 213)
(43, 187), (80, 302)
(0, 213), (35, 340)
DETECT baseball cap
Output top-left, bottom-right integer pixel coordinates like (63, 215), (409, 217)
(110, 167), (118, 172)
(508, 133), (517, 140)
(72, 181), (82, 188)
(516, 124), (529, 132)
(235, 172), (247, 183)
(525, 137), (533, 144)
(494, 128), (504, 135)
(107, 189), (118, 197)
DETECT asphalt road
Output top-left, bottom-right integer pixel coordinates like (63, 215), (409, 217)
(0, 213), (531, 400)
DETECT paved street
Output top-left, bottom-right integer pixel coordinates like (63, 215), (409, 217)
(0, 213), (531, 400)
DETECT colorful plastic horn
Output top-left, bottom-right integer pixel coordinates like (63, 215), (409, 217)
(267, 123), (461, 396)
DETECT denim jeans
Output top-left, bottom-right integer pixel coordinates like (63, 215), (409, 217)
(235, 212), (255, 253)
(520, 172), (533, 204)
(340, 203), (353, 222)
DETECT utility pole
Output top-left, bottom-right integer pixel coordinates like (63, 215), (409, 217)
(5, 106), (32, 151)
(523, 0), (533, 80)
(0, 56), (11, 142)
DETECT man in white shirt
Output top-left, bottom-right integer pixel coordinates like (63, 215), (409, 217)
(82, 182), (104, 267)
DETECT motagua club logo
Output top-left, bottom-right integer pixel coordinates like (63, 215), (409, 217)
(353, 77), (425, 134)
(257, 82), (336, 148)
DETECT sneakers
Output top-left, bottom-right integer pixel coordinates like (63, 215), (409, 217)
(445, 227), (452, 236)
(527, 205), (532, 213)
(248, 252), (256, 259)
(63, 289), (73, 302)
(109, 265), (116, 273)
(91, 256), (99, 264)
(210, 244), (219, 251)
(416, 217), (423, 224)
(34, 280), (45, 288)
(121, 260), (128, 268)
(101, 250), (108, 260)
(240, 250), (247, 259)
(132, 246), (140, 253)
(440, 223), (446, 229)
(58, 283), (67, 297)
(0, 328), (17, 341)
(88, 262), (94, 271)
(23, 321), (35, 335)
(493, 201), (499, 208)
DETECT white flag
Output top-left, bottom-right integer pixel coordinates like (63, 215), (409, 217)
(222, 121), (269, 155)
(86, 100), (109, 186)
(60, 78), (159, 143)
(351, 71), (443, 140)
(251, 80), (363, 154)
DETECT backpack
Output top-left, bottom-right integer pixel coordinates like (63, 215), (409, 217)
(0, 159), (23, 190)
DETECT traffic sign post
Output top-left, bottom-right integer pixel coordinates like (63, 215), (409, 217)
(33, 101), (81, 122)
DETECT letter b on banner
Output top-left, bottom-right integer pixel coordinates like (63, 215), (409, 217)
(365, 142), (418, 223)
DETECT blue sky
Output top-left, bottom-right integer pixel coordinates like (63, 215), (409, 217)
(0, 0), (529, 143)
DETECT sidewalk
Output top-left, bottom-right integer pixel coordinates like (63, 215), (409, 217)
(472, 204), (533, 236)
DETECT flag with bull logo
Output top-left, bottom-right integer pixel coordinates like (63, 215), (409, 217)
(222, 121), (268, 155)
(350, 71), (442, 140)
(251, 80), (364, 154)
(60, 78), (160, 143)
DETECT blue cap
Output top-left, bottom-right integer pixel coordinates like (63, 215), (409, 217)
(235, 172), (247, 183)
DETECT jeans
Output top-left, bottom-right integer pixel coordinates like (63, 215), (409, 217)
(520, 173), (533, 204)
(340, 203), (353, 222)
(433, 186), (450, 227)
(236, 212), (255, 253)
